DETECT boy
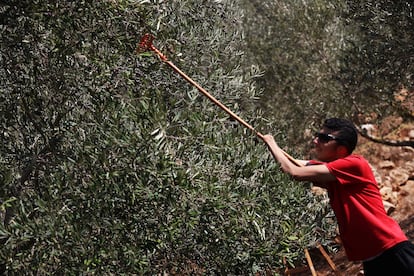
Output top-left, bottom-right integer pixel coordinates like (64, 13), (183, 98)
(262, 118), (414, 275)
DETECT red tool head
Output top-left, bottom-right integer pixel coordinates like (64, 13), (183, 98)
(136, 33), (155, 53)
(136, 33), (168, 61)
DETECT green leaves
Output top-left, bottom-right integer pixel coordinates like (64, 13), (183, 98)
(243, 0), (414, 149)
(339, 0), (414, 119)
(0, 0), (337, 274)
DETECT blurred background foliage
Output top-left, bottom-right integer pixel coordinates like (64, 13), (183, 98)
(243, 0), (414, 148)
(0, 0), (412, 274)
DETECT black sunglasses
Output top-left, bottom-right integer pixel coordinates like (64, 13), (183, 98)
(314, 132), (339, 143)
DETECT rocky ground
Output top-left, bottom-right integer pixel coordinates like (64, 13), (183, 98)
(306, 116), (414, 276)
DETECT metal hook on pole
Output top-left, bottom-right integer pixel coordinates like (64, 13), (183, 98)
(137, 33), (301, 167)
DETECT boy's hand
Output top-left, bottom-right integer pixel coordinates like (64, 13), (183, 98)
(262, 134), (277, 146)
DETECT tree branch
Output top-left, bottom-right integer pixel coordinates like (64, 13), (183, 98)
(357, 127), (414, 148)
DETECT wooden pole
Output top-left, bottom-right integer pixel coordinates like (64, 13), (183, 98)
(317, 244), (341, 275)
(304, 248), (317, 276)
(138, 34), (303, 167)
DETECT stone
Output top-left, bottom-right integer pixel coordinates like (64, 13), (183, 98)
(378, 160), (395, 169)
(380, 186), (398, 205)
(409, 129), (414, 139)
(383, 200), (396, 215)
(389, 169), (410, 186)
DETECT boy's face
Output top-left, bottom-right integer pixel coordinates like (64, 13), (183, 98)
(312, 128), (342, 162)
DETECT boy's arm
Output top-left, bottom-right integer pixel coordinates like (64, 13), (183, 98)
(262, 134), (336, 184)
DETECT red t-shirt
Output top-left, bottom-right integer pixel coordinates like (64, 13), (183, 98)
(315, 155), (407, 261)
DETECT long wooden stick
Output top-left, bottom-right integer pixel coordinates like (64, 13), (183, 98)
(304, 248), (317, 276)
(317, 244), (341, 275)
(138, 34), (302, 167)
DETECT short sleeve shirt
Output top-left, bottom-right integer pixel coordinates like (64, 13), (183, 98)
(320, 155), (407, 261)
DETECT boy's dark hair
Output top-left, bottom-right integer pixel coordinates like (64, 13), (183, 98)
(323, 118), (358, 153)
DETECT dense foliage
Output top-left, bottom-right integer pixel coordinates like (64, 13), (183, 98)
(0, 1), (335, 274)
(243, 0), (414, 147)
(340, 1), (414, 118)
(1, 0), (412, 274)
(244, 0), (348, 142)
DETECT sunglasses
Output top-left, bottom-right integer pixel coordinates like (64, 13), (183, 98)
(314, 132), (339, 143)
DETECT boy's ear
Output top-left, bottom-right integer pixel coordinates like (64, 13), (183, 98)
(337, 145), (349, 156)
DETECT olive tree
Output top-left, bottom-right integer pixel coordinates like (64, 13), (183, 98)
(340, 0), (414, 122)
(0, 0), (335, 274)
(242, 0), (414, 149)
